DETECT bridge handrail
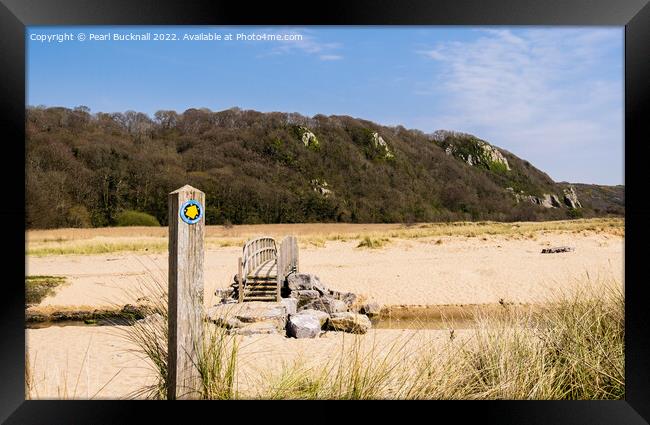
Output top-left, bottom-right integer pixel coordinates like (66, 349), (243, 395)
(241, 236), (277, 283)
(277, 236), (299, 283)
(237, 235), (299, 302)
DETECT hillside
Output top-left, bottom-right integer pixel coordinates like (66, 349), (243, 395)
(25, 106), (624, 228)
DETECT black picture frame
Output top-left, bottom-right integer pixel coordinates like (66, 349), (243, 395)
(1, 0), (648, 423)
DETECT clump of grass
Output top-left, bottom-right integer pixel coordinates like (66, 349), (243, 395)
(406, 279), (624, 399)
(120, 267), (239, 400)
(299, 236), (326, 248)
(121, 302), (168, 398)
(125, 268), (623, 400)
(265, 333), (414, 399)
(25, 275), (67, 306)
(261, 278), (624, 400)
(194, 324), (239, 400)
(357, 236), (391, 249)
(115, 210), (160, 227)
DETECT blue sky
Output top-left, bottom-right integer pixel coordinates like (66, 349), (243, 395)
(27, 26), (623, 185)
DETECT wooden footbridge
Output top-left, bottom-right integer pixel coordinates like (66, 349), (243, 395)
(236, 236), (299, 302)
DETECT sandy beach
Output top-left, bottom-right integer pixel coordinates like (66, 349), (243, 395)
(27, 232), (622, 309)
(25, 221), (624, 399)
(26, 325), (470, 399)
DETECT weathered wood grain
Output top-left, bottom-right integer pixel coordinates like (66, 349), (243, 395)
(168, 185), (204, 400)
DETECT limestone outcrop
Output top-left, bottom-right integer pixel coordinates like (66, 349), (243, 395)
(563, 186), (582, 209)
(297, 126), (319, 149)
(444, 139), (510, 171)
(371, 132), (394, 159)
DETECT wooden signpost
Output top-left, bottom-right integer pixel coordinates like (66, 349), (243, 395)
(168, 185), (205, 400)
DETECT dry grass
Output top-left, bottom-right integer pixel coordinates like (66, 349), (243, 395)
(118, 271), (623, 400)
(265, 278), (624, 400)
(26, 218), (623, 257)
(356, 236), (391, 249)
(29, 274), (623, 400)
(262, 332), (415, 399)
(26, 237), (246, 257)
(117, 269), (240, 400)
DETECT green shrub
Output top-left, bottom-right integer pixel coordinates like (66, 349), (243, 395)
(567, 208), (583, 219)
(115, 210), (160, 227)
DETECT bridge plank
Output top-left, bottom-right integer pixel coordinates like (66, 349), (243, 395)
(247, 259), (278, 279)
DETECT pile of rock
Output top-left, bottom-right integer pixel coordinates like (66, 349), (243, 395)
(210, 273), (381, 338)
(284, 273), (373, 337)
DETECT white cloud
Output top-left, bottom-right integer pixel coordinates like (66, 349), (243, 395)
(416, 28), (623, 184)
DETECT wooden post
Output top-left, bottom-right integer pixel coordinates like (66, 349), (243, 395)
(294, 236), (299, 274)
(168, 185), (204, 400)
(276, 242), (283, 303)
(237, 257), (244, 303)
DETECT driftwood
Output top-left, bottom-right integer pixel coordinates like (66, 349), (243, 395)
(541, 246), (575, 254)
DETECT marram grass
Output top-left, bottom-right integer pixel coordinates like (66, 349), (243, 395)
(121, 273), (623, 400)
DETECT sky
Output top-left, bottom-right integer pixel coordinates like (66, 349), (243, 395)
(26, 26), (624, 185)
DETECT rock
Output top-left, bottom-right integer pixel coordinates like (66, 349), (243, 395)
(281, 297), (298, 315)
(327, 298), (349, 313)
(563, 186), (582, 209)
(301, 296), (348, 314)
(330, 291), (357, 308)
(444, 138), (509, 171)
(371, 132), (394, 159)
(298, 309), (330, 328)
(291, 289), (321, 308)
(541, 246), (575, 254)
(359, 302), (381, 318)
(312, 280), (330, 295)
(297, 126), (319, 148)
(311, 179), (333, 198)
(477, 141), (510, 171)
(207, 301), (287, 331)
(445, 145), (455, 156)
(287, 313), (321, 338)
(232, 322), (280, 336)
(550, 194), (563, 208)
(540, 194), (554, 208)
(329, 312), (372, 334)
(136, 313), (164, 327)
(287, 274), (322, 291)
